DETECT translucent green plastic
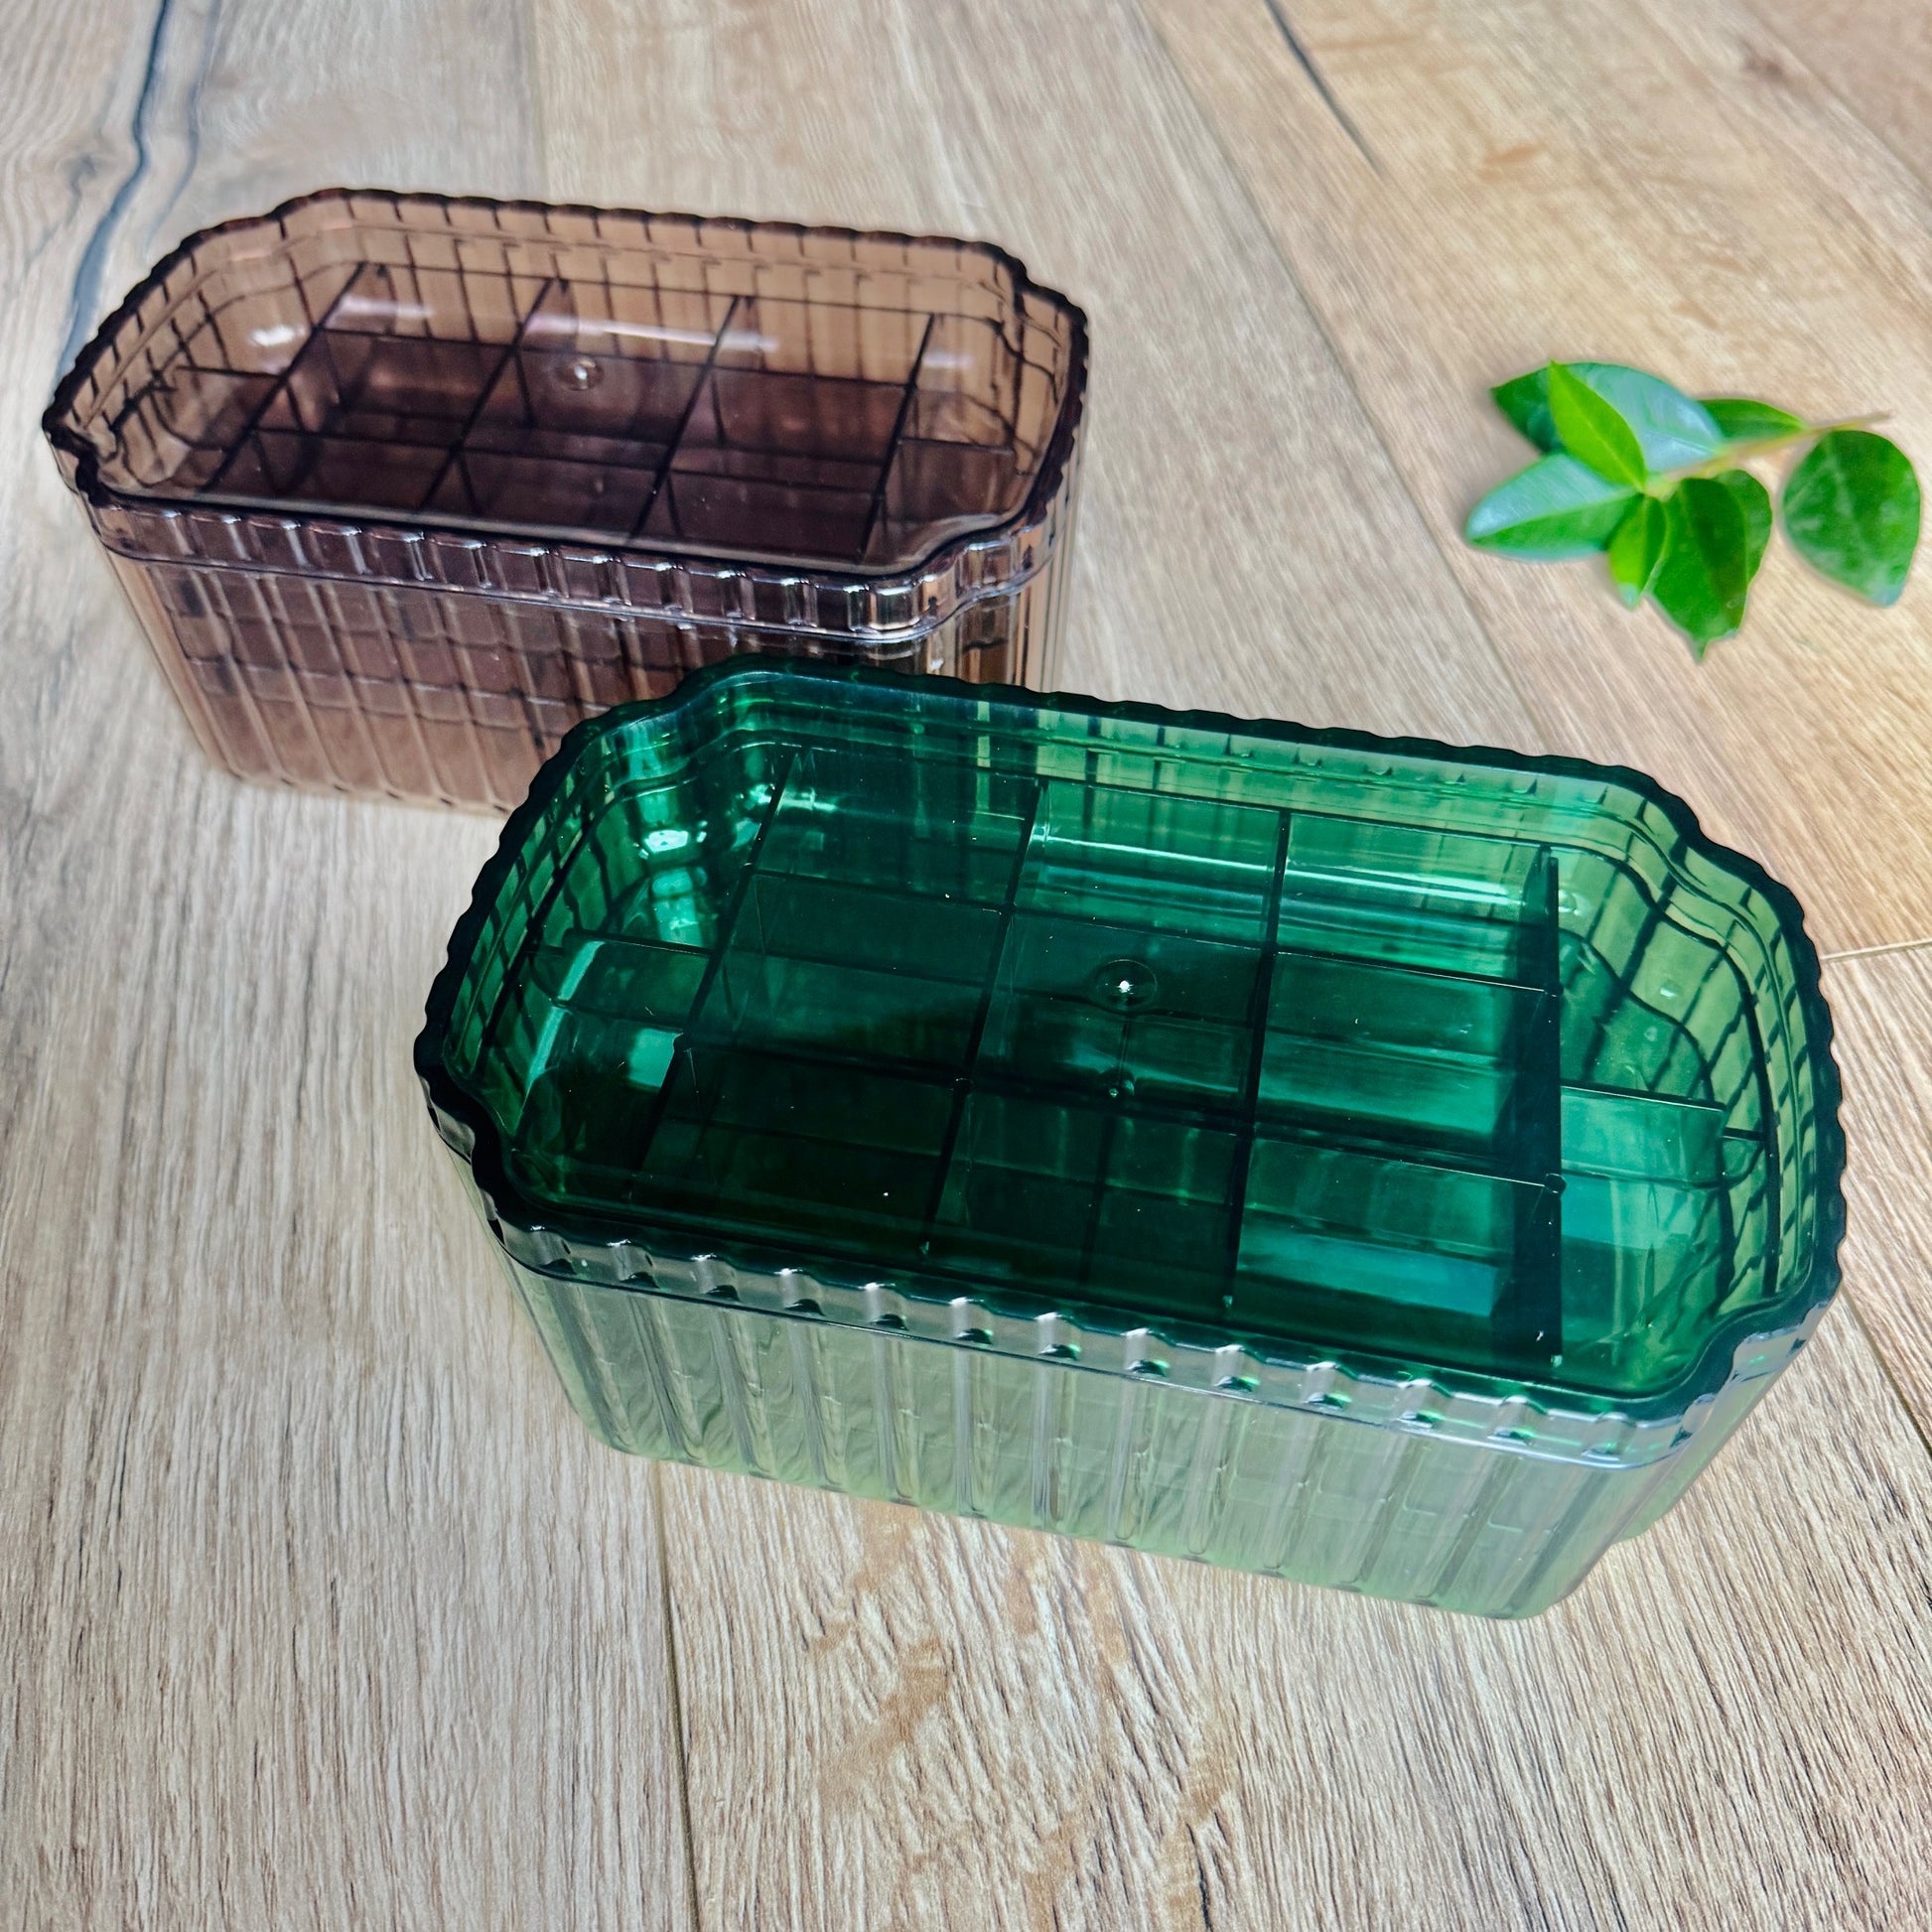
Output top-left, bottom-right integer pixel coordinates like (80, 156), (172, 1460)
(418, 660), (1843, 1614)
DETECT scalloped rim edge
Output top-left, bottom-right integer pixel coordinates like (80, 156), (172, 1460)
(415, 655), (1848, 1438)
(44, 185), (1089, 604)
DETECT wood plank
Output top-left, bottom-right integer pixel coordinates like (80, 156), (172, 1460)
(54, 0), (544, 381)
(1742, 0), (1932, 196)
(9, 0), (1922, 1922)
(661, 1303), (1932, 1930)
(1821, 945), (1932, 1436)
(1140, 0), (1932, 954)
(534, 0), (1532, 744)
(533, 2), (1932, 1925)
(0, 5), (693, 1927)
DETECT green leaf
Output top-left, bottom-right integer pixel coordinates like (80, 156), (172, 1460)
(1715, 469), (1772, 584)
(1781, 429), (1920, 606)
(1703, 397), (1807, 446)
(1464, 454), (1640, 560)
(1547, 361), (1647, 487)
(1606, 496), (1667, 607)
(1489, 362), (1725, 471)
(1491, 369), (1558, 448)
(1649, 478), (1750, 653)
(1576, 365), (1725, 473)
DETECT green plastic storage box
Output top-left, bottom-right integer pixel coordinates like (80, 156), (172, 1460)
(416, 660), (1844, 1615)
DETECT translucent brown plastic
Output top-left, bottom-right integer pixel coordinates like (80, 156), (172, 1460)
(46, 190), (1086, 811)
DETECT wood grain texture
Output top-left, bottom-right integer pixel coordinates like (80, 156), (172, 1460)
(535, 0), (1532, 744)
(8, 0), (1932, 1925)
(0, 4), (692, 1928)
(53, 0), (543, 385)
(531, 3), (1932, 1927)
(661, 1302), (1932, 1930)
(1140, 0), (1932, 955)
(1742, 0), (1932, 194)
(1823, 947), (1932, 1437)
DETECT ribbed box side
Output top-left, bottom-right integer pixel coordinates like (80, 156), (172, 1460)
(110, 552), (1049, 810)
(500, 1256), (1732, 1618)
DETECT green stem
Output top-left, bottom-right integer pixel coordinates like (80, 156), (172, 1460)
(1670, 412), (1888, 484)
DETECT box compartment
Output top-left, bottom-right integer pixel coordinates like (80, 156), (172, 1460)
(418, 660), (1843, 1615)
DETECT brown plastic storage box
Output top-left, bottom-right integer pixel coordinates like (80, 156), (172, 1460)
(46, 189), (1087, 811)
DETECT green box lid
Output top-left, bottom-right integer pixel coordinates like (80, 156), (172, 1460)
(418, 659), (1844, 1420)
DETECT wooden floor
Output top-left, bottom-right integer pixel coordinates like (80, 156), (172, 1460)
(4, 2), (1931, 1925)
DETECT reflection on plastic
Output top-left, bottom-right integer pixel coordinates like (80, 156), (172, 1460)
(418, 661), (1844, 1614)
(47, 190), (1087, 810)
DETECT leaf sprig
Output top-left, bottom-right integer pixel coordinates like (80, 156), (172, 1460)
(1464, 361), (1920, 654)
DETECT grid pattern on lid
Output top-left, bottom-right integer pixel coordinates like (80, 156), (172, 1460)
(58, 193), (1082, 574)
(441, 689), (1815, 1403)
(49, 192), (1087, 810)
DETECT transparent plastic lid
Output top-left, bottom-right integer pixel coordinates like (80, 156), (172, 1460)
(419, 660), (1845, 1416)
(48, 189), (1087, 579)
